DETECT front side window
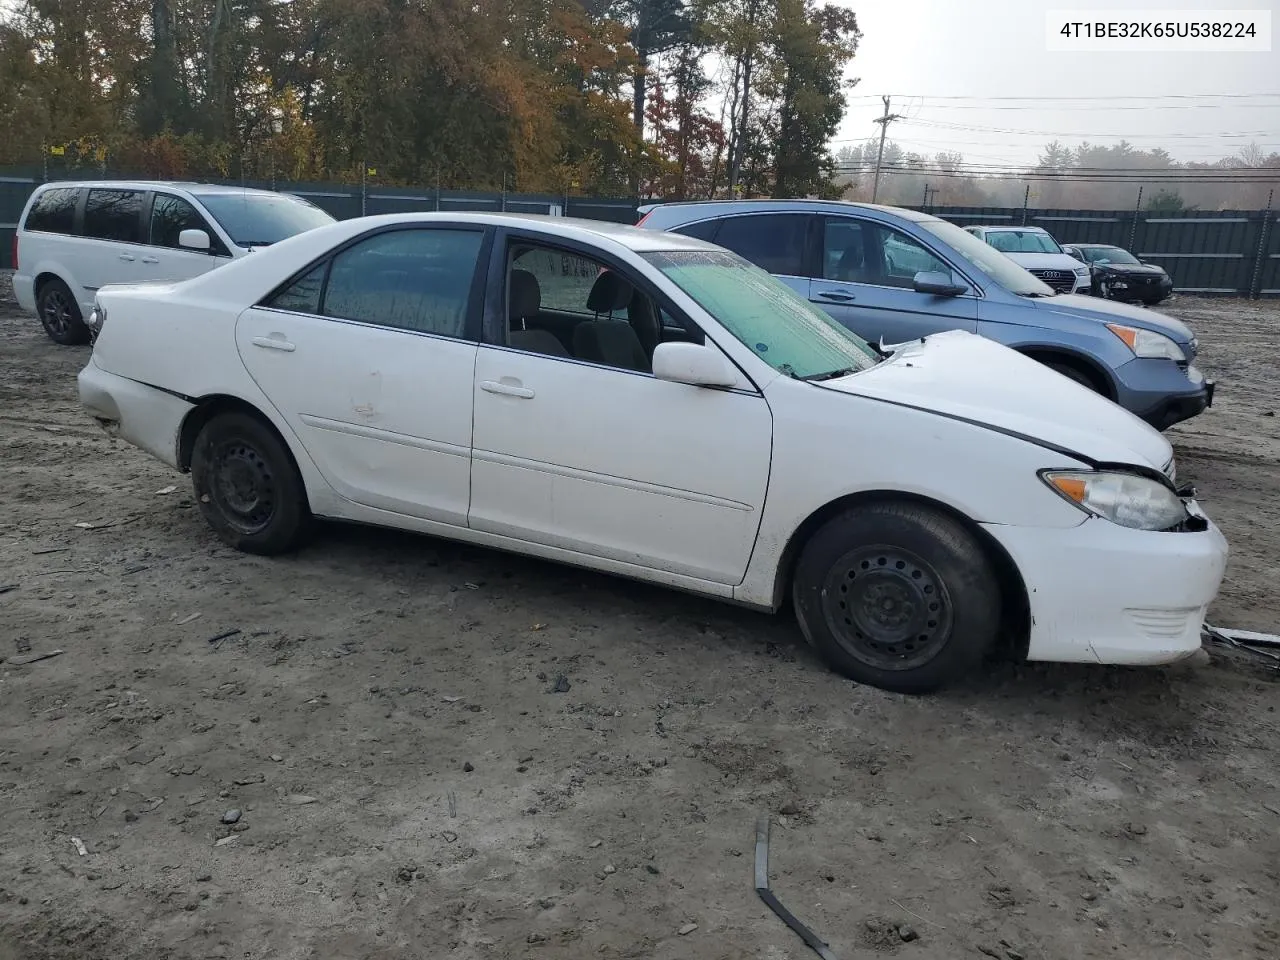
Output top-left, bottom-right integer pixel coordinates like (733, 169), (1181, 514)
(646, 249), (877, 380)
(823, 218), (951, 289)
(150, 194), (221, 253)
(84, 189), (143, 243)
(511, 247), (601, 314)
(711, 214), (810, 276)
(24, 188), (78, 234)
(319, 229), (483, 336)
(192, 193), (334, 248)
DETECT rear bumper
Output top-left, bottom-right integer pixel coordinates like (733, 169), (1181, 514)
(984, 508), (1228, 665)
(78, 359), (193, 469)
(13, 272), (36, 313)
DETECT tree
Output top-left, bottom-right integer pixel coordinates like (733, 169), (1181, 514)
(1147, 188), (1193, 214)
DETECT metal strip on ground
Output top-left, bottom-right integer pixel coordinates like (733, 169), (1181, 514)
(754, 816), (840, 960)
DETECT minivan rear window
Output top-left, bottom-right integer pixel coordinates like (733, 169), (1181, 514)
(23, 188), (79, 234)
(84, 189), (144, 243)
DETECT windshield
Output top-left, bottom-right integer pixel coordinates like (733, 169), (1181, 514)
(643, 249), (879, 379)
(1088, 246), (1141, 265)
(193, 193), (335, 247)
(919, 220), (1055, 297)
(986, 230), (1062, 254)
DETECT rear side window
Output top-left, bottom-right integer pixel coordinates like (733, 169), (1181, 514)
(23, 188), (79, 234)
(84, 189), (143, 243)
(711, 214), (810, 276)
(321, 228), (484, 337)
(671, 219), (721, 242)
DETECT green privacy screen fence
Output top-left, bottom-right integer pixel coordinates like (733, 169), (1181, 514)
(2, 170), (1276, 297)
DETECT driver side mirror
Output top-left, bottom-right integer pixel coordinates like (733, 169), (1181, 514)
(652, 342), (738, 389)
(178, 228), (212, 252)
(912, 270), (967, 297)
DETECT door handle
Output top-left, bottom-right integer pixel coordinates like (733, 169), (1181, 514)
(140, 256), (159, 264)
(817, 290), (855, 302)
(480, 380), (535, 399)
(251, 335), (296, 352)
(118, 253), (136, 262)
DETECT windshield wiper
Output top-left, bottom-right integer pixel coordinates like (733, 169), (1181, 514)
(802, 367), (857, 382)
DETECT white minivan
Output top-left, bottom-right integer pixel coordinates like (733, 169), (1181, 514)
(12, 181), (336, 344)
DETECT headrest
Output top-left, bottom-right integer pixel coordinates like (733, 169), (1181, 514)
(509, 269), (541, 320)
(586, 270), (633, 314)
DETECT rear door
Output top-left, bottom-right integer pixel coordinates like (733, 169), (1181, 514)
(78, 188), (151, 299)
(808, 215), (978, 343)
(695, 213), (815, 299)
(235, 224), (490, 525)
(142, 192), (233, 282)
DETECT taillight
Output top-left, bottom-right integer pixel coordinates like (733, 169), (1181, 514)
(10, 233), (16, 272)
(635, 210), (651, 227)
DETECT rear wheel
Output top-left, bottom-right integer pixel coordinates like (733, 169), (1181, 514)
(792, 502), (1001, 694)
(36, 279), (89, 345)
(190, 412), (310, 554)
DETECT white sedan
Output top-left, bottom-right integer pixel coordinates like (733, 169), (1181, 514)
(78, 213), (1228, 693)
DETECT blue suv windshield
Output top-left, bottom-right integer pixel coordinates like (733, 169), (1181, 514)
(921, 220), (1056, 297)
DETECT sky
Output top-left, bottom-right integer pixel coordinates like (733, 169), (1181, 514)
(829, 0), (1280, 167)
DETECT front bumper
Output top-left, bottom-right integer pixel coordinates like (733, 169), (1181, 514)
(78, 359), (194, 468)
(1113, 356), (1214, 430)
(984, 506), (1228, 665)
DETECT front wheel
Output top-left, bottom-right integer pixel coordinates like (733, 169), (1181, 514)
(792, 502), (1001, 693)
(1044, 360), (1102, 394)
(190, 412), (310, 555)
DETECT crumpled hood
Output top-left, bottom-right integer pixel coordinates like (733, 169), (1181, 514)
(825, 331), (1174, 471)
(1004, 252), (1088, 271)
(1096, 262), (1168, 277)
(1036, 292), (1194, 343)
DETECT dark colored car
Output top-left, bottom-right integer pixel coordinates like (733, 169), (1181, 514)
(1063, 244), (1175, 305)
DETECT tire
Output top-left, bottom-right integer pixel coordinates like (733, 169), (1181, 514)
(1044, 360), (1101, 393)
(36, 278), (90, 345)
(190, 412), (310, 555)
(792, 502), (1001, 694)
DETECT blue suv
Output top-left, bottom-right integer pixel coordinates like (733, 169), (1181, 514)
(636, 200), (1213, 429)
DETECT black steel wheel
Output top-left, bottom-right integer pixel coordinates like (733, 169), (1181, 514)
(819, 545), (954, 672)
(36, 278), (89, 345)
(793, 502), (1001, 693)
(191, 411), (310, 554)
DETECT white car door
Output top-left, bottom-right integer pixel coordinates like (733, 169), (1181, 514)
(235, 225), (489, 526)
(142, 192), (234, 281)
(79, 187), (152, 302)
(468, 237), (772, 585)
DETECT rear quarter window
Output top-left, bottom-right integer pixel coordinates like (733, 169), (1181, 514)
(23, 188), (79, 234)
(671, 219), (721, 242)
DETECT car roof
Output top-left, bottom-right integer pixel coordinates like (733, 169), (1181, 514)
(638, 198), (938, 222)
(318, 212), (722, 252)
(978, 225), (1050, 233)
(34, 180), (284, 198)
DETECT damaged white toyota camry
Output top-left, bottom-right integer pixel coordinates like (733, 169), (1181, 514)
(78, 212), (1227, 693)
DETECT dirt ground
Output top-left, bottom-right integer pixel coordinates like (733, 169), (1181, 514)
(1, 272), (1278, 960)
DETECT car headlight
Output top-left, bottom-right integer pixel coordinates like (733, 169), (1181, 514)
(1073, 266), (1090, 277)
(1105, 323), (1185, 361)
(87, 303), (106, 333)
(1042, 470), (1187, 531)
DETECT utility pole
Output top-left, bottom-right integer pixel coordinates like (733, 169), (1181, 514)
(871, 95), (903, 203)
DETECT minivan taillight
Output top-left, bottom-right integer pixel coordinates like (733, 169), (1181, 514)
(635, 211), (651, 227)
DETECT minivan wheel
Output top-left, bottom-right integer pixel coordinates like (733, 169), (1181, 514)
(191, 412), (310, 555)
(792, 502), (1001, 694)
(36, 279), (90, 345)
